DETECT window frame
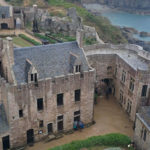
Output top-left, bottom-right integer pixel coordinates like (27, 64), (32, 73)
(141, 85), (148, 97)
(37, 98), (44, 111)
(75, 89), (81, 102)
(57, 93), (64, 106)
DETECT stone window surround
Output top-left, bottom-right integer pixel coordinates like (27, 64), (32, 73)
(129, 76), (135, 92)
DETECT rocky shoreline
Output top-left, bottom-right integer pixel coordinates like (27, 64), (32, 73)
(82, 3), (150, 52)
(81, 0), (150, 15)
(120, 27), (150, 51)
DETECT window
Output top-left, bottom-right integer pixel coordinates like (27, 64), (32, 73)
(75, 65), (81, 73)
(75, 89), (81, 101)
(19, 109), (23, 118)
(37, 98), (43, 111)
(143, 129), (147, 141)
(141, 127), (147, 141)
(39, 120), (44, 128)
(141, 85), (148, 97)
(35, 73), (37, 82)
(57, 93), (63, 106)
(121, 70), (126, 83)
(31, 73), (38, 82)
(31, 74), (34, 81)
(129, 77), (135, 92)
(120, 90), (123, 104)
(114, 67), (117, 77)
(127, 99), (132, 115)
(107, 66), (112, 74)
(74, 110), (80, 121)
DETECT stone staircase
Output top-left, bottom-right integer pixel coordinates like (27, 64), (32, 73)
(0, 104), (9, 134)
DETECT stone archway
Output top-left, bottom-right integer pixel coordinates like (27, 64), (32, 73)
(1, 23), (8, 29)
(15, 17), (21, 29)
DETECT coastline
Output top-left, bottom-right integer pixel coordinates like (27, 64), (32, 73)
(82, 3), (150, 52)
(81, 1), (150, 15)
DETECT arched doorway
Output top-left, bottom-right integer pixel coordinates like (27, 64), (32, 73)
(15, 17), (21, 29)
(1, 23), (8, 29)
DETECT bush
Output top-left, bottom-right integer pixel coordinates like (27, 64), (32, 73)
(49, 133), (131, 150)
(34, 33), (56, 43)
(19, 34), (41, 46)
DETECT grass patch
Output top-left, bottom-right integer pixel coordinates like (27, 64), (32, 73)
(47, 0), (127, 44)
(34, 33), (57, 43)
(84, 37), (97, 45)
(49, 133), (132, 150)
(8, 0), (127, 44)
(34, 32), (76, 43)
(19, 34), (41, 46)
(13, 36), (33, 47)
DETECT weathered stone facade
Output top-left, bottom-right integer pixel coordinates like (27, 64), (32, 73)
(83, 43), (150, 121)
(134, 107), (150, 150)
(0, 37), (95, 149)
(0, 6), (14, 29)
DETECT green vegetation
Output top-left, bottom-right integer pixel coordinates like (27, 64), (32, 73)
(34, 33), (76, 43)
(50, 33), (76, 42)
(6, 0), (127, 44)
(34, 33), (57, 44)
(19, 34), (41, 46)
(47, 0), (127, 44)
(49, 133), (132, 150)
(5, 0), (23, 5)
(84, 37), (97, 45)
(13, 36), (33, 47)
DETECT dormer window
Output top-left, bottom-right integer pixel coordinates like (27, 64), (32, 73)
(31, 74), (34, 81)
(75, 65), (81, 73)
(31, 73), (38, 82)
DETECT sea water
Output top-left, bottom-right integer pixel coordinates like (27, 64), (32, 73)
(84, 4), (150, 41)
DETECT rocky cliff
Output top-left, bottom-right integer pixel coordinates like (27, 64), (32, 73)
(81, 0), (150, 13)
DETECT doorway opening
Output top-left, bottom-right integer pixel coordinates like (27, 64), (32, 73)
(2, 135), (10, 150)
(1, 23), (8, 29)
(27, 129), (34, 144)
(47, 123), (53, 134)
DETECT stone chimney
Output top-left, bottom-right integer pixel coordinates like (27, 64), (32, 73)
(76, 29), (84, 48)
(6, 37), (14, 66)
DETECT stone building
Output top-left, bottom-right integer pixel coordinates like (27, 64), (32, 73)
(134, 106), (150, 150)
(83, 43), (150, 121)
(0, 37), (95, 149)
(0, 6), (14, 29)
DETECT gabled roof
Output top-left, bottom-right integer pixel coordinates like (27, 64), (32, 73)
(13, 42), (89, 84)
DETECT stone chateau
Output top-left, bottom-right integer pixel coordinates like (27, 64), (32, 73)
(0, 7), (150, 150)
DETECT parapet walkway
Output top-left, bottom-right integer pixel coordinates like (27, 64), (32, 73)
(26, 96), (133, 150)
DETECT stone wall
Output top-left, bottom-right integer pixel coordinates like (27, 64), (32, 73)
(134, 114), (150, 150)
(0, 69), (95, 149)
(0, 18), (14, 29)
(86, 47), (150, 121)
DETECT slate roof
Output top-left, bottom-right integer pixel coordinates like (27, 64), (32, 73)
(13, 42), (89, 84)
(138, 106), (150, 130)
(0, 6), (10, 19)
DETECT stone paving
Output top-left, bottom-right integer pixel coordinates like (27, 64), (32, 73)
(26, 96), (133, 150)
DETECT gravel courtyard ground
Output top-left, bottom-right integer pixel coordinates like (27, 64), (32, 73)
(26, 96), (133, 150)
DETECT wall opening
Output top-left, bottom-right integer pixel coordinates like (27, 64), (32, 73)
(57, 115), (63, 131)
(27, 129), (34, 144)
(2, 135), (10, 150)
(1, 23), (8, 29)
(47, 123), (53, 134)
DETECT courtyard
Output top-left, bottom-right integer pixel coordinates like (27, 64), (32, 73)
(26, 96), (133, 150)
